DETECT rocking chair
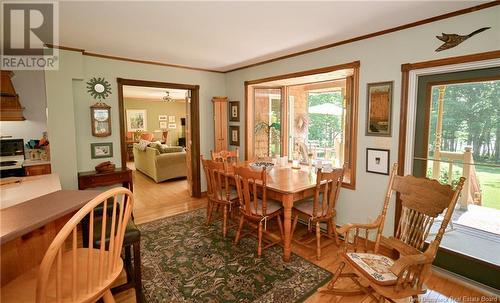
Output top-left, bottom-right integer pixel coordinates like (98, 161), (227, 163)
(323, 163), (465, 302)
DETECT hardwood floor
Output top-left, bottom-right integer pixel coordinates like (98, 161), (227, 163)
(115, 171), (492, 302)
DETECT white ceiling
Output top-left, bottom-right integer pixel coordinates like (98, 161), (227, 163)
(123, 86), (188, 101)
(59, 1), (488, 72)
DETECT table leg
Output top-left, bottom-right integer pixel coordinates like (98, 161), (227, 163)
(282, 193), (293, 262)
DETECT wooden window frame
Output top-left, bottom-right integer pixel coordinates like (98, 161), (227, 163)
(244, 61), (360, 189)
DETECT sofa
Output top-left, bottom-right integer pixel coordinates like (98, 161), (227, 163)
(133, 144), (187, 183)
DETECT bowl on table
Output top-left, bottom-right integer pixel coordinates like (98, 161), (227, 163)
(249, 161), (275, 172)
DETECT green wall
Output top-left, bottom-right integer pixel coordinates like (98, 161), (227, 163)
(45, 50), (225, 189)
(124, 98), (186, 146)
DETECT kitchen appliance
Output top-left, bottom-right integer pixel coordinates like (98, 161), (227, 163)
(0, 139), (25, 178)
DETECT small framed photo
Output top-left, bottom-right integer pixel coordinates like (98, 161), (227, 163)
(158, 115), (168, 121)
(168, 115), (176, 123)
(126, 109), (147, 131)
(91, 142), (113, 159)
(168, 123), (176, 129)
(229, 125), (240, 146)
(159, 121), (168, 129)
(229, 101), (240, 122)
(366, 148), (390, 175)
(366, 81), (393, 137)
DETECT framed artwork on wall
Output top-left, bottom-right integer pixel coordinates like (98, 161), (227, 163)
(168, 123), (176, 129)
(158, 115), (168, 121)
(229, 125), (240, 146)
(229, 101), (240, 122)
(126, 109), (147, 131)
(366, 148), (390, 175)
(366, 81), (393, 137)
(159, 121), (167, 129)
(168, 115), (176, 123)
(90, 102), (111, 137)
(91, 142), (113, 159)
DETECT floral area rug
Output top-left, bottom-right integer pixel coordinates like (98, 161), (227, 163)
(138, 208), (332, 302)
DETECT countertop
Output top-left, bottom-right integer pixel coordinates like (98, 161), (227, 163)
(0, 190), (101, 244)
(0, 174), (61, 210)
(23, 159), (51, 167)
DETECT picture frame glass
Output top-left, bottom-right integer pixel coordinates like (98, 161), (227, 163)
(126, 109), (147, 131)
(366, 149), (389, 175)
(366, 82), (392, 136)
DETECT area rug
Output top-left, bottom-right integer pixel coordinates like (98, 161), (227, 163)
(138, 208), (332, 303)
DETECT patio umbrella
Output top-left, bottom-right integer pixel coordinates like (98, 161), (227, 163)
(308, 103), (343, 115)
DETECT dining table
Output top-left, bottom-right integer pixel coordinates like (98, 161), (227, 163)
(229, 162), (320, 262)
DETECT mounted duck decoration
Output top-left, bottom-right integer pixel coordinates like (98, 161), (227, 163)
(435, 27), (490, 52)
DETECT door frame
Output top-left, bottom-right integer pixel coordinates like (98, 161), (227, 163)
(397, 50), (500, 231)
(117, 78), (201, 198)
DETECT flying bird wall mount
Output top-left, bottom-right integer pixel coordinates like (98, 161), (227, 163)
(435, 27), (491, 52)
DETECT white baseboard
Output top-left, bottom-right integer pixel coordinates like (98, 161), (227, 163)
(431, 265), (500, 297)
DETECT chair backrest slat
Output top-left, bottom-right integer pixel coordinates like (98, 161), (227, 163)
(201, 156), (231, 203)
(211, 148), (239, 163)
(36, 187), (134, 303)
(311, 165), (345, 219)
(234, 166), (268, 218)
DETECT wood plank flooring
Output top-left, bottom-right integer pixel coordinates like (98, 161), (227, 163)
(115, 168), (493, 302)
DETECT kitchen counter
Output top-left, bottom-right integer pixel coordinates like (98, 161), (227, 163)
(22, 159), (51, 167)
(0, 189), (101, 244)
(0, 173), (61, 210)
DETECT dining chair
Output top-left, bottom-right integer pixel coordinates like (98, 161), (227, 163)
(0, 187), (134, 303)
(211, 147), (239, 163)
(233, 165), (284, 257)
(291, 164), (345, 260)
(323, 163), (465, 302)
(201, 156), (238, 237)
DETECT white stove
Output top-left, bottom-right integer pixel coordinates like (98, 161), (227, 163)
(0, 139), (26, 178)
(0, 155), (24, 171)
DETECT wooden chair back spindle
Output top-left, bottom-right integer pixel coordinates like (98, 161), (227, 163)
(234, 166), (268, 218)
(35, 187), (134, 303)
(312, 166), (344, 219)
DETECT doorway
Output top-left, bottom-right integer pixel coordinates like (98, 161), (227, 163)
(117, 78), (201, 198)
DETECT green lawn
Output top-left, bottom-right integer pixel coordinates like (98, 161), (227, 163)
(427, 162), (500, 210)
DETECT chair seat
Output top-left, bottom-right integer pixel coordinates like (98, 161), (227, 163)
(249, 199), (282, 216)
(93, 218), (141, 247)
(214, 188), (239, 202)
(293, 197), (331, 218)
(1, 248), (123, 303)
(345, 252), (398, 285)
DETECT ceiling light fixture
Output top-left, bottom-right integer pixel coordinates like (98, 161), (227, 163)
(162, 91), (174, 102)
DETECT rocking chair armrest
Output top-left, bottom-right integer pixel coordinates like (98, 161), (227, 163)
(390, 253), (433, 276)
(336, 216), (383, 235)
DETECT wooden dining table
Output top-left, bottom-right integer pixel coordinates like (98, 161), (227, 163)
(229, 162), (319, 262)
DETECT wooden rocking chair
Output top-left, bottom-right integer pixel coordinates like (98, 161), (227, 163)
(322, 163), (465, 302)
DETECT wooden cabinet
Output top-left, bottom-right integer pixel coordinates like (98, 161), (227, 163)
(24, 164), (51, 176)
(78, 167), (133, 191)
(212, 96), (228, 152)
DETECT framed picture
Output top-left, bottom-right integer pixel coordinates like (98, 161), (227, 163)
(91, 142), (113, 159)
(366, 148), (390, 175)
(366, 81), (393, 136)
(159, 121), (168, 129)
(229, 125), (240, 146)
(158, 115), (168, 121)
(229, 101), (240, 122)
(126, 109), (147, 131)
(168, 115), (176, 123)
(168, 123), (176, 129)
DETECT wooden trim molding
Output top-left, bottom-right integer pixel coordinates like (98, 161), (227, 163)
(244, 61), (359, 189)
(227, 2), (499, 73)
(45, 2), (498, 74)
(117, 78), (202, 198)
(396, 50), (500, 233)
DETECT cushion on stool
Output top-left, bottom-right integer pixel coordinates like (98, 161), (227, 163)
(92, 218), (141, 248)
(345, 252), (397, 285)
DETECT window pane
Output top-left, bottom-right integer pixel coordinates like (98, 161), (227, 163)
(253, 88), (282, 158)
